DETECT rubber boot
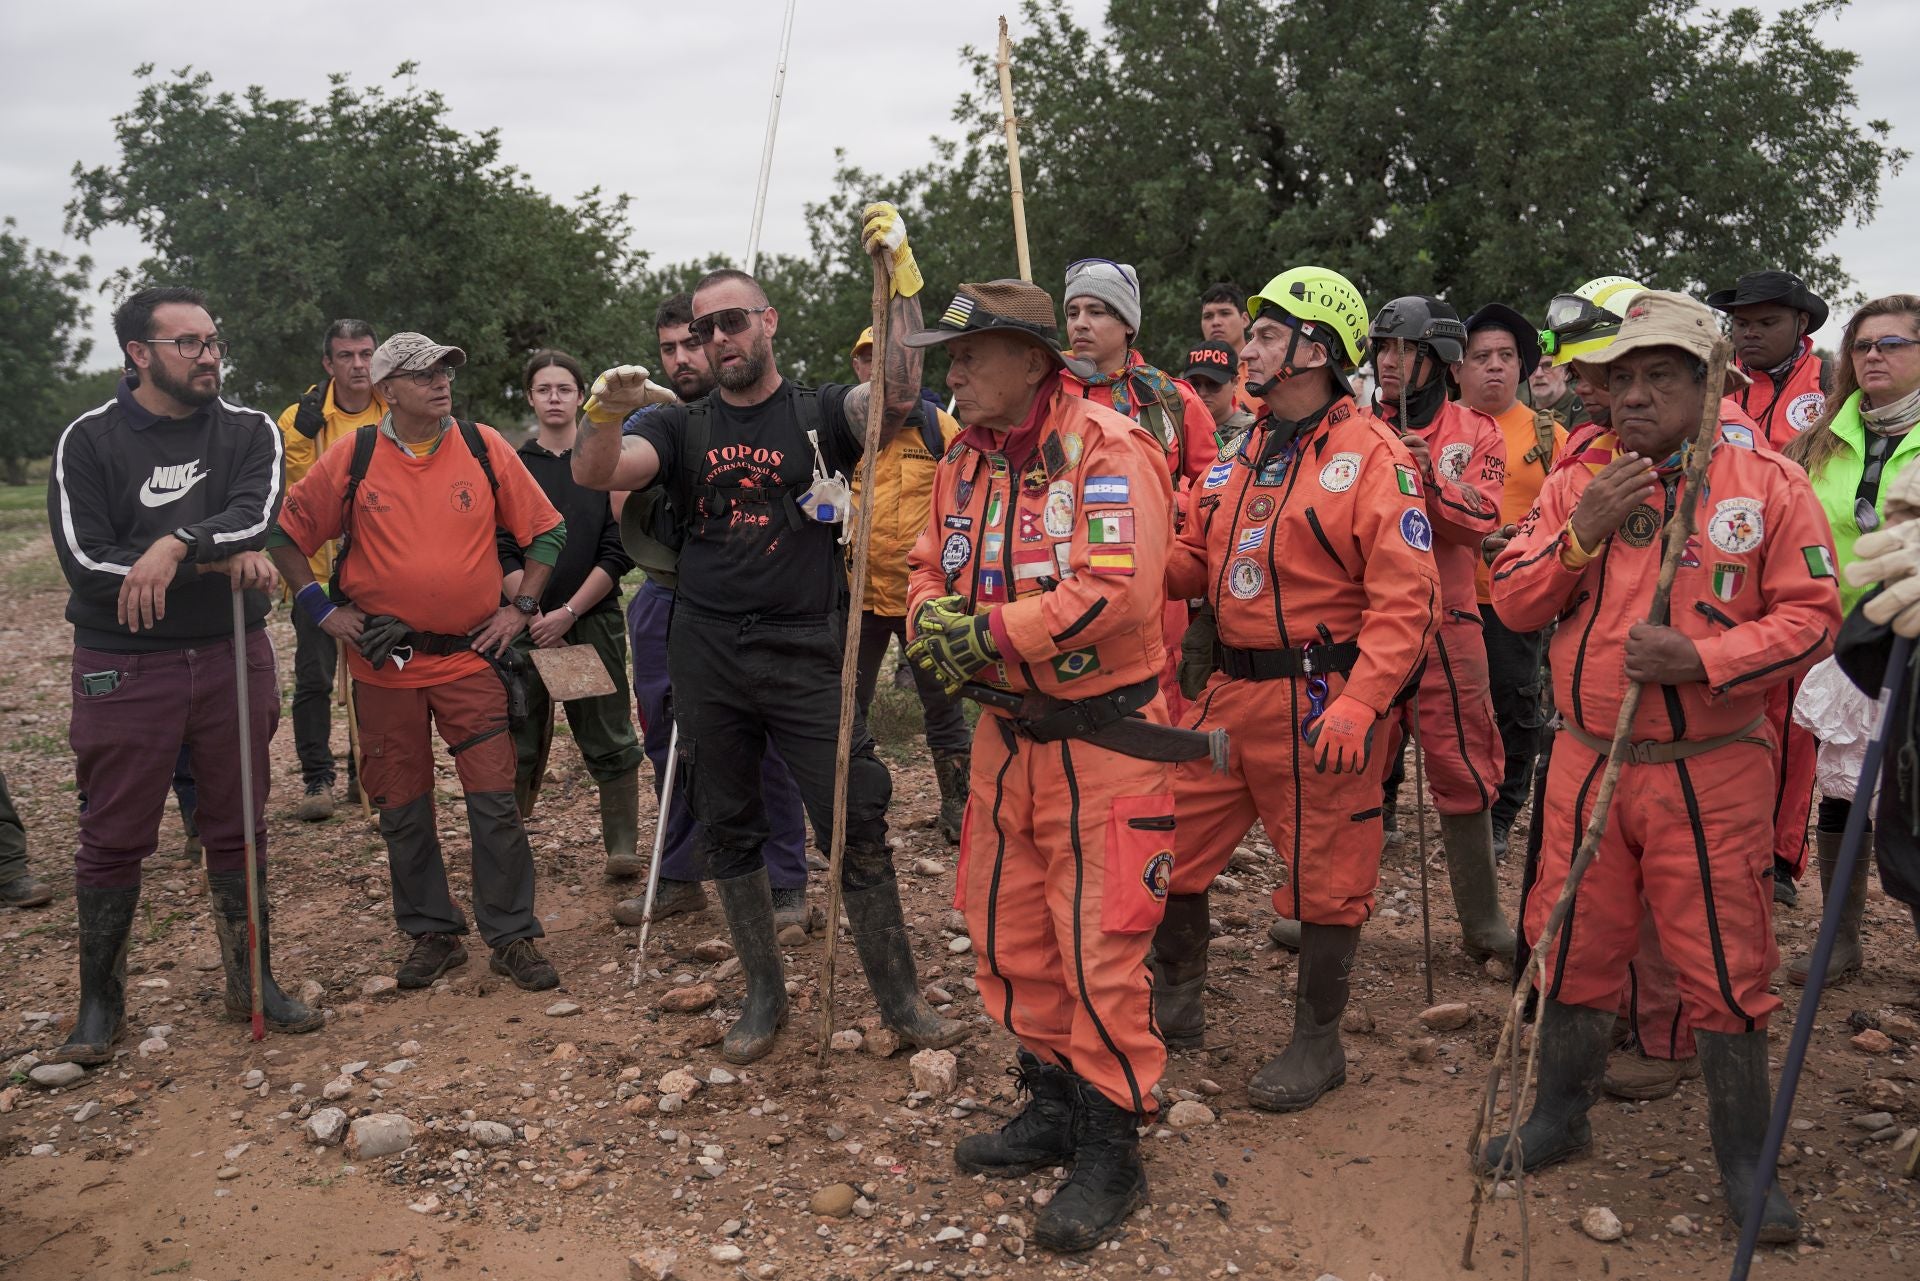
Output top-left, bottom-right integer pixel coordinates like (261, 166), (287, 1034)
(47, 886), (139, 1066)
(1696, 1030), (1801, 1243)
(1248, 922), (1359, 1112)
(180, 802), (202, 865)
(1787, 830), (1865, 985)
(933, 751), (970, 845)
(715, 868), (787, 1063)
(206, 868), (324, 1033)
(843, 877), (969, 1049)
(1033, 1078), (1147, 1252)
(1441, 811), (1516, 962)
(598, 768), (645, 879)
(954, 1049), (1078, 1176)
(1478, 999), (1613, 1173)
(1148, 891), (1211, 1048)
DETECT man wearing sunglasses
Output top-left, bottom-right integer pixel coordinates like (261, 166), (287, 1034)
(47, 284), (321, 1069)
(1707, 270), (1831, 449)
(572, 204), (964, 1066)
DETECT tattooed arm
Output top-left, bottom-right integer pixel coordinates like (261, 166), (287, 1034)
(842, 289), (926, 445)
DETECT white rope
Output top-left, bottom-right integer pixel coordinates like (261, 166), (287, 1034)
(745, 0), (800, 274)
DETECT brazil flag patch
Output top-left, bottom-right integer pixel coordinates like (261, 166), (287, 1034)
(1051, 648), (1100, 682)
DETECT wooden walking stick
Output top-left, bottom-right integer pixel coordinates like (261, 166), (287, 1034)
(816, 248), (893, 1067)
(337, 638), (373, 821)
(996, 16), (1032, 282)
(1461, 339), (1732, 1274)
(230, 584), (266, 1042)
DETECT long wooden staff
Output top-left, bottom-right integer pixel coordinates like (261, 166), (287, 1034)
(337, 638), (373, 820)
(996, 17), (1032, 282)
(816, 249), (892, 1066)
(1461, 339), (1732, 1274)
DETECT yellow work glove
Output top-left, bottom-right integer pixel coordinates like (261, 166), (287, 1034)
(861, 201), (923, 299)
(583, 365), (677, 426)
(908, 614), (999, 695)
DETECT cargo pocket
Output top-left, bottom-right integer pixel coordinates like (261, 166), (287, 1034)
(1102, 794), (1176, 934)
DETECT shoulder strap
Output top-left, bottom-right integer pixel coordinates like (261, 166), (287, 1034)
(915, 390), (945, 457)
(675, 401), (711, 532)
(329, 424), (381, 599)
(291, 380), (331, 439)
(456, 419), (500, 496)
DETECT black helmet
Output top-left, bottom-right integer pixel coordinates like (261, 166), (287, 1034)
(1369, 295), (1466, 365)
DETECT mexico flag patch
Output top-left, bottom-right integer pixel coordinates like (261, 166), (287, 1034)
(1395, 464), (1421, 497)
(1803, 545), (1836, 579)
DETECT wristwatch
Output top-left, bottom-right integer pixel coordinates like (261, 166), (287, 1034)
(171, 527), (197, 553)
(513, 595), (539, 616)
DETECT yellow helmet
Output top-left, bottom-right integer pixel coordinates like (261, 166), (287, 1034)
(1541, 275), (1647, 367)
(1247, 266), (1370, 368)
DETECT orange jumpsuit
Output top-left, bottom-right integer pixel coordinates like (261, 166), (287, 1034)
(1490, 421), (1840, 1034)
(1379, 398), (1507, 814)
(1066, 356), (1216, 725)
(1166, 397), (1440, 924)
(907, 379), (1176, 1114)
(1731, 337), (1828, 450)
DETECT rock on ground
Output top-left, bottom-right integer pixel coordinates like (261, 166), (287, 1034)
(628, 1247), (679, 1281)
(1418, 1002), (1473, 1031)
(27, 1062), (84, 1089)
(810, 1182), (858, 1217)
(910, 1048), (958, 1098)
(306, 1107), (349, 1146)
(346, 1113), (415, 1160)
(468, 1120), (515, 1147)
(1581, 1205), (1623, 1242)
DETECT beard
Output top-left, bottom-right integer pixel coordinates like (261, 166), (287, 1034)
(147, 359), (221, 409)
(712, 334), (772, 392)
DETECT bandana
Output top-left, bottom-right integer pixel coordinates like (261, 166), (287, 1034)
(1569, 428), (1692, 481)
(1080, 350), (1184, 423)
(1862, 386), (1920, 437)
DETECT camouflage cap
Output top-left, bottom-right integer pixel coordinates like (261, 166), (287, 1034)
(1578, 290), (1750, 388)
(370, 331), (469, 384)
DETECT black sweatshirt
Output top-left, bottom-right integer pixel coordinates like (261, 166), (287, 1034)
(49, 378), (285, 652)
(497, 437), (632, 616)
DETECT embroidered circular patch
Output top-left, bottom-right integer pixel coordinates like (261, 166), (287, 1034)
(1247, 495), (1276, 521)
(1319, 451), (1361, 493)
(1619, 504), (1660, 548)
(1228, 557), (1264, 600)
(1708, 497), (1765, 554)
(1399, 508), (1434, 552)
(1142, 851), (1174, 902)
(1043, 489), (1075, 537)
(1063, 432), (1084, 467)
(1438, 441), (1473, 481)
(940, 531), (973, 574)
(1786, 391), (1826, 432)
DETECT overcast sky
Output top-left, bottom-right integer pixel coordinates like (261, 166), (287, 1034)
(1, 0), (1909, 366)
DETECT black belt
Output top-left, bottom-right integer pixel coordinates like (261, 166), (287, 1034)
(959, 676), (1228, 769)
(1218, 641), (1359, 682)
(403, 629), (477, 656)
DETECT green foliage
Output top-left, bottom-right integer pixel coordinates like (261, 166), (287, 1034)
(0, 220), (93, 482)
(67, 63), (654, 425)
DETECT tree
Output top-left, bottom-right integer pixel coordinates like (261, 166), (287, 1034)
(773, 0), (1906, 378)
(0, 220), (93, 484)
(67, 63), (653, 425)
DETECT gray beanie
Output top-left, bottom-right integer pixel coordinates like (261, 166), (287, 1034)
(1063, 258), (1142, 335)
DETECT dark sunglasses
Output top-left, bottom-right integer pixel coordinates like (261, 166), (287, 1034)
(689, 306), (769, 343)
(1852, 335), (1920, 358)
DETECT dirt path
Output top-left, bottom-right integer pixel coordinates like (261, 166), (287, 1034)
(2, 527), (1916, 1281)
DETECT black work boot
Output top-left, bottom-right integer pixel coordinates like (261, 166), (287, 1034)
(843, 877), (968, 1049)
(180, 803), (202, 865)
(0, 873), (52, 908)
(397, 931), (469, 988)
(1248, 922), (1359, 1112)
(488, 938), (559, 991)
(48, 886), (139, 1066)
(206, 868), (325, 1033)
(599, 768), (645, 879)
(1441, 811), (1517, 962)
(1771, 855), (1799, 908)
(715, 868), (788, 1063)
(1033, 1078), (1147, 1252)
(1696, 1030), (1802, 1243)
(954, 1049), (1078, 1176)
(1148, 891), (1211, 1048)
(1478, 998), (1613, 1173)
(933, 751), (970, 845)
(1788, 830), (1864, 985)
(612, 878), (707, 926)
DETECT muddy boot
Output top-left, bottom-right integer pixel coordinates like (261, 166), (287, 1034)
(1441, 811), (1516, 962)
(715, 868), (788, 1064)
(599, 768), (645, 879)
(933, 751), (970, 845)
(612, 878), (706, 926)
(206, 868), (324, 1033)
(1148, 891), (1211, 1048)
(1034, 1079), (1147, 1252)
(0, 873), (52, 908)
(1697, 1030), (1801, 1243)
(1772, 855), (1799, 908)
(771, 886), (814, 937)
(1787, 830), (1864, 985)
(47, 886), (139, 1066)
(180, 803), (202, 865)
(844, 877), (968, 1049)
(1248, 923), (1358, 1112)
(1479, 998), (1612, 1173)
(1266, 917), (1302, 951)
(1601, 1048), (1699, 1101)
(954, 1049), (1078, 1176)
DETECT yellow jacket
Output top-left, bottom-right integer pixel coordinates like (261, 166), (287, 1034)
(860, 399), (960, 617)
(276, 381), (388, 586)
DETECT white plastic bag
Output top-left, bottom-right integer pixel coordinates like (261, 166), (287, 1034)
(1793, 657), (1882, 802)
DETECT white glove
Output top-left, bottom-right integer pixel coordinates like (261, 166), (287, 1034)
(1847, 521), (1920, 590)
(583, 365), (677, 425)
(1883, 462), (1920, 524)
(1861, 572), (1920, 636)
(861, 201), (923, 298)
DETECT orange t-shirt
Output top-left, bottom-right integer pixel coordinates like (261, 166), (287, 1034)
(277, 423), (562, 688)
(1476, 401), (1567, 604)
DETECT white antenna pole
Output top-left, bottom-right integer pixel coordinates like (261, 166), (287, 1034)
(745, 0), (800, 274)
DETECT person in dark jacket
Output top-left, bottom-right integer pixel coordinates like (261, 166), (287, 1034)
(501, 350), (648, 877)
(45, 284), (321, 1068)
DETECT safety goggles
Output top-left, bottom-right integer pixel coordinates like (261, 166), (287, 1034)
(1537, 294), (1615, 357)
(689, 306), (770, 343)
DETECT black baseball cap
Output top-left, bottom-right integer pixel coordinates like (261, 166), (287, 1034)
(1182, 340), (1238, 386)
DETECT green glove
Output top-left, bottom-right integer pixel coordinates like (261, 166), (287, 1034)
(908, 613), (999, 695)
(912, 593), (970, 640)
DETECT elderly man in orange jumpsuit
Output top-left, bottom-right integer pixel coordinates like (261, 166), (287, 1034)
(902, 278), (1186, 1253)
(1484, 291), (1839, 1245)
(1147, 266), (1439, 1112)
(1369, 296), (1514, 961)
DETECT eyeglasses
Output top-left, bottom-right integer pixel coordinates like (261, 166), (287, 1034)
(400, 365), (457, 386)
(143, 337), (229, 360)
(689, 306), (769, 342)
(1851, 335), (1920, 358)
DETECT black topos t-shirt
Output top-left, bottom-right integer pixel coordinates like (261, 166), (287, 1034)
(631, 379), (859, 617)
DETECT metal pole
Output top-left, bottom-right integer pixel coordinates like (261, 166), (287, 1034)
(745, 0), (800, 274)
(632, 722), (680, 986)
(230, 585), (266, 1042)
(1730, 635), (1912, 1280)
(1410, 705), (1435, 1006)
